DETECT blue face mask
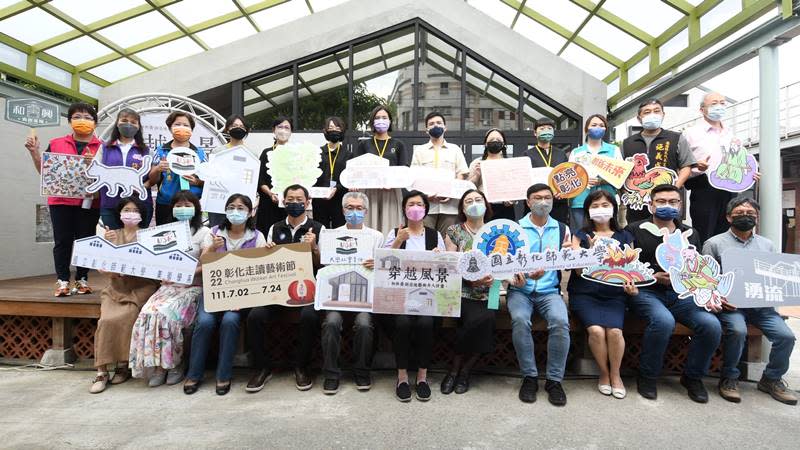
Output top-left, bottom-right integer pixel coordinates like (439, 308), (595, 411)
(654, 206), (680, 221)
(173, 206), (195, 221)
(345, 209), (365, 226)
(226, 209), (248, 225)
(587, 127), (605, 140)
(706, 105), (726, 122)
(641, 113), (663, 130)
(285, 202), (306, 218)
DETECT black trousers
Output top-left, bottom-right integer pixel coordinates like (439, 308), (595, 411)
(687, 177), (734, 244)
(312, 192), (346, 229)
(155, 202), (174, 226)
(321, 311), (373, 379)
(247, 304), (319, 370)
(390, 314), (434, 370)
(49, 205), (100, 281)
(455, 299), (496, 355)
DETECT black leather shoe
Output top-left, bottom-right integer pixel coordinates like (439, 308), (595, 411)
(323, 378), (339, 395)
(680, 375), (709, 403)
(545, 380), (567, 406)
(440, 374), (456, 394)
(246, 369), (272, 393)
(454, 373), (470, 394)
(637, 375), (658, 400)
(519, 376), (538, 403)
(216, 381), (231, 396)
(183, 380), (199, 395)
(295, 368), (313, 391)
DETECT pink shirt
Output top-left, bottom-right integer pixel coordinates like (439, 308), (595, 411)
(680, 120), (732, 177)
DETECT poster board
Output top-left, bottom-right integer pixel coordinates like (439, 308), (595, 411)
(265, 143), (323, 193)
(574, 153), (634, 189)
(85, 155), (153, 201)
(136, 220), (193, 254)
(197, 145), (259, 214)
(201, 243), (315, 312)
(319, 229), (376, 265)
(40, 152), (92, 198)
(548, 162), (589, 199)
(314, 265), (374, 313)
(409, 167), (475, 199)
(723, 249), (800, 308)
(481, 157), (535, 203)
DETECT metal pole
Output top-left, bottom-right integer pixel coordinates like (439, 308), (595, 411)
(758, 44), (781, 246)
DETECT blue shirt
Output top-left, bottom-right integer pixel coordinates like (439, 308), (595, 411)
(569, 141), (620, 209)
(509, 214), (569, 295)
(152, 141), (206, 205)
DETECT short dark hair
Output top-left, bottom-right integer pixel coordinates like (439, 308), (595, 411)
(637, 98), (664, 116)
(527, 183), (553, 198)
(283, 184), (309, 200)
(169, 190), (203, 231)
(534, 117), (555, 130)
(116, 196), (146, 228)
(457, 189), (493, 223)
(582, 190), (620, 233)
(402, 190), (430, 219)
(368, 105), (393, 133)
(67, 102), (98, 122)
(272, 116), (293, 130)
(726, 196), (760, 215)
(220, 193), (256, 231)
(482, 128), (508, 160)
(224, 114), (250, 133)
(323, 116), (346, 132)
(650, 183), (680, 198)
(166, 111), (195, 130)
(424, 111), (446, 126)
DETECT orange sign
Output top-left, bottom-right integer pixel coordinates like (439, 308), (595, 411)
(547, 162), (589, 199)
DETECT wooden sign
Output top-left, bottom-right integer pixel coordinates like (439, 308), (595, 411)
(547, 162), (589, 199)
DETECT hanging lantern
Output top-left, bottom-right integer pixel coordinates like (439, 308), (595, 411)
(287, 279), (315, 305)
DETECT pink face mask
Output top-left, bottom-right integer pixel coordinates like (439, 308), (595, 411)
(405, 205), (426, 222)
(120, 212), (141, 226)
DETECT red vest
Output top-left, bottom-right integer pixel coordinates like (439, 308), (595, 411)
(46, 134), (102, 208)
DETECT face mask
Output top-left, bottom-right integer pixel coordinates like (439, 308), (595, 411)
(465, 202), (486, 218)
(172, 125), (192, 141)
(589, 206), (614, 223)
(120, 211), (141, 226)
(345, 210), (365, 226)
(71, 119), (95, 135)
(285, 202), (306, 217)
(428, 126), (445, 139)
(641, 113), (663, 130)
(653, 205), (680, 220)
(530, 200), (553, 217)
(485, 141), (504, 154)
(173, 206), (195, 221)
(117, 122), (138, 138)
(374, 118), (390, 133)
(226, 209), (248, 225)
(706, 105), (726, 122)
(731, 215), (756, 232)
(325, 131), (343, 143)
(228, 127), (247, 140)
(405, 205), (426, 221)
(537, 130), (554, 142)
(587, 127), (605, 140)
(274, 129), (291, 142)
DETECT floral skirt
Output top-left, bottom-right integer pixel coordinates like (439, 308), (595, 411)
(129, 285), (202, 378)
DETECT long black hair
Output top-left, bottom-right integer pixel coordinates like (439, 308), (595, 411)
(169, 190), (203, 232)
(581, 189), (621, 234)
(482, 128), (508, 159)
(219, 193), (256, 231)
(107, 108), (147, 150)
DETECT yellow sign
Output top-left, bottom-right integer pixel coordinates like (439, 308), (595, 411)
(577, 153), (634, 189)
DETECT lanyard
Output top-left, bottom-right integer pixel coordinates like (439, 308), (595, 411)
(327, 143), (341, 176)
(535, 145), (552, 168)
(373, 136), (389, 158)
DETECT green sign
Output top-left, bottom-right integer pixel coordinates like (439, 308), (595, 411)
(5, 98), (60, 127)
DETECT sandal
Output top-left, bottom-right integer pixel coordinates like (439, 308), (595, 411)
(89, 373), (109, 394)
(110, 366), (131, 385)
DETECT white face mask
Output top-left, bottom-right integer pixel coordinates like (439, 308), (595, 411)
(589, 206), (614, 223)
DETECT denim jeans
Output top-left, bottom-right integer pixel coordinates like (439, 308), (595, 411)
(628, 288), (721, 379)
(718, 308), (796, 380)
(507, 290), (570, 381)
(321, 311), (373, 379)
(186, 296), (242, 382)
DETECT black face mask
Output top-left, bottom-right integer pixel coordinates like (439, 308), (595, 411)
(731, 215), (756, 232)
(325, 131), (343, 143)
(485, 141), (505, 154)
(228, 127), (247, 140)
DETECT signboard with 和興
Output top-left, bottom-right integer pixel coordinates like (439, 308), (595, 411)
(722, 249), (800, 308)
(5, 98), (60, 127)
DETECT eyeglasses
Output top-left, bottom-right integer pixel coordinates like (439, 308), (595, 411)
(652, 199), (681, 207)
(71, 115), (94, 121)
(731, 213), (757, 218)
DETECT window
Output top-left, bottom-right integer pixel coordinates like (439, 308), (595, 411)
(440, 82), (449, 95)
(416, 82), (426, 99)
(480, 108), (492, 125)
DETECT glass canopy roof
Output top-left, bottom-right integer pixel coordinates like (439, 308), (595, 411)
(0, 0), (789, 108)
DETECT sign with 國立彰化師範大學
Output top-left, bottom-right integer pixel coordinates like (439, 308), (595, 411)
(722, 249), (800, 308)
(5, 98), (60, 127)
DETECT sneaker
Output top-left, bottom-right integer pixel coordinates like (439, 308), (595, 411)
(354, 373), (372, 391)
(148, 368), (167, 388)
(166, 367), (184, 385)
(518, 376), (538, 403)
(680, 375), (709, 403)
(246, 369), (273, 393)
(718, 377), (741, 403)
(415, 381), (432, 401)
(89, 373), (109, 394)
(757, 376), (798, 405)
(637, 375), (658, 400)
(294, 368), (313, 391)
(323, 378), (340, 395)
(54, 280), (71, 297)
(396, 381), (412, 402)
(545, 380), (567, 406)
(73, 279), (92, 295)
(110, 367), (131, 385)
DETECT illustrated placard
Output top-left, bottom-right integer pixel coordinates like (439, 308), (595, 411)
(71, 235), (198, 284)
(314, 265), (374, 313)
(319, 229), (376, 265)
(581, 237), (656, 286)
(481, 157), (535, 203)
(266, 143), (323, 193)
(201, 243), (315, 312)
(40, 152), (92, 198)
(708, 138), (758, 192)
(622, 154), (677, 210)
(166, 147), (201, 176)
(373, 249), (462, 317)
(473, 219), (530, 280)
(136, 221), (193, 254)
(548, 162), (589, 199)
(85, 155), (152, 201)
(574, 153), (634, 189)
(198, 145), (259, 214)
(722, 249), (800, 308)
(669, 249), (734, 312)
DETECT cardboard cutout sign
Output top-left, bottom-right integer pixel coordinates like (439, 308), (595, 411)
(473, 219), (530, 280)
(71, 235), (198, 284)
(409, 167), (476, 199)
(669, 249), (734, 311)
(723, 249), (800, 308)
(314, 265), (374, 312)
(548, 162), (589, 199)
(574, 153), (634, 189)
(265, 143), (323, 193)
(458, 245), (603, 279)
(653, 226), (695, 271)
(481, 157), (537, 203)
(708, 138), (758, 192)
(136, 221), (193, 254)
(40, 152), (92, 198)
(197, 146), (259, 214)
(622, 154), (677, 210)
(581, 237), (656, 286)
(319, 229), (376, 265)
(85, 155), (153, 201)
(166, 148), (201, 176)
(201, 243), (316, 312)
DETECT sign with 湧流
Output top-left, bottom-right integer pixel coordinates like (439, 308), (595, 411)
(5, 98), (61, 127)
(722, 249), (800, 308)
